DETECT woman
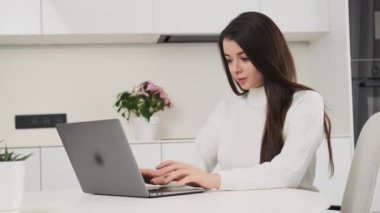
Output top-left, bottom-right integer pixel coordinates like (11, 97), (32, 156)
(142, 11), (333, 191)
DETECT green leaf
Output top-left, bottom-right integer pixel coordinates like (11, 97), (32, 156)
(114, 82), (172, 121)
(0, 142), (32, 161)
(17, 153), (32, 161)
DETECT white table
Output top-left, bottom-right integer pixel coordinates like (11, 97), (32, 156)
(21, 188), (330, 213)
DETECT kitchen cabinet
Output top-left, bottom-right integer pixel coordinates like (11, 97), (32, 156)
(154, 0), (329, 40)
(22, 137), (354, 201)
(260, 0), (329, 40)
(0, 0), (41, 35)
(314, 137), (354, 206)
(39, 144), (161, 190)
(153, 0), (260, 34)
(42, 0), (153, 34)
(41, 147), (80, 190)
(162, 143), (198, 166)
(130, 144), (161, 168)
(0, 0), (330, 43)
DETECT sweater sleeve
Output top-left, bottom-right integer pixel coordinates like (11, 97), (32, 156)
(194, 100), (226, 172)
(217, 92), (325, 190)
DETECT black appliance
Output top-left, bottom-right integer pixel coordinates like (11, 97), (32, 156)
(350, 0), (380, 142)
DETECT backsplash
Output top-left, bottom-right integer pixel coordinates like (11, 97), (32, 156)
(0, 42), (310, 146)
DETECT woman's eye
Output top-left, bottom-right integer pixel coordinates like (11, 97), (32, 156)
(241, 57), (249, 61)
(226, 59), (232, 64)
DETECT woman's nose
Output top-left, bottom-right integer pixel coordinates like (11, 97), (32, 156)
(230, 61), (242, 73)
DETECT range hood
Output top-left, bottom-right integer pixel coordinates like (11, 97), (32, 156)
(158, 32), (328, 43)
(158, 35), (219, 43)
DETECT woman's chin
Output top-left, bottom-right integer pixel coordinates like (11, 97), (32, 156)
(239, 85), (251, 90)
(240, 83), (263, 90)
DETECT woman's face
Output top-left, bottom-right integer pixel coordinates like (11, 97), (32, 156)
(223, 39), (263, 90)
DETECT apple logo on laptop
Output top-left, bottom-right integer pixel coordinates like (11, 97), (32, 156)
(94, 152), (105, 166)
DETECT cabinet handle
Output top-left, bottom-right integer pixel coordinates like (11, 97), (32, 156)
(359, 81), (380, 87)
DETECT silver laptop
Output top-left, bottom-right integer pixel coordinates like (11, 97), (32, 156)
(56, 119), (205, 198)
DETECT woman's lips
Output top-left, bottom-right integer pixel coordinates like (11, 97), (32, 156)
(237, 77), (247, 85)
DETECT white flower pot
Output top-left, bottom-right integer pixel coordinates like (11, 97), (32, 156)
(0, 161), (25, 213)
(131, 116), (159, 141)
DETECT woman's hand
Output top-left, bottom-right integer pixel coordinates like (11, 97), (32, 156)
(140, 168), (160, 184)
(150, 160), (221, 189)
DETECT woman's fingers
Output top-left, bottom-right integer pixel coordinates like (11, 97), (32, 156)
(140, 168), (160, 183)
(155, 160), (193, 176)
(156, 160), (177, 169)
(178, 176), (198, 187)
(150, 160), (204, 185)
(140, 168), (160, 177)
(179, 173), (220, 189)
(149, 166), (220, 189)
(151, 169), (191, 185)
(164, 169), (191, 183)
(150, 176), (167, 185)
(156, 160), (192, 169)
(157, 163), (190, 176)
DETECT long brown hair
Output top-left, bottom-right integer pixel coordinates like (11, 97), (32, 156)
(218, 12), (334, 175)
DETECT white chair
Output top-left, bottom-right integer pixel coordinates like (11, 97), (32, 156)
(327, 112), (380, 212)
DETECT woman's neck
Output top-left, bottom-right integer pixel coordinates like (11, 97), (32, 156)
(246, 86), (267, 106)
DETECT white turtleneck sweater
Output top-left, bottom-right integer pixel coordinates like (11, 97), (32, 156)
(195, 86), (325, 191)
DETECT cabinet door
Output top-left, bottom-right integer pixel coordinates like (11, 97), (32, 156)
(260, 0), (329, 34)
(7, 147), (41, 191)
(41, 147), (80, 190)
(130, 144), (161, 168)
(154, 0), (260, 34)
(314, 137), (354, 206)
(162, 143), (198, 166)
(42, 0), (153, 34)
(0, 0), (41, 35)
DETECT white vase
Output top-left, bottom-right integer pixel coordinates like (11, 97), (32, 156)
(0, 161), (26, 213)
(131, 116), (159, 141)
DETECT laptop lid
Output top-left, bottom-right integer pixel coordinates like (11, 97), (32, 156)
(56, 119), (150, 197)
(56, 119), (205, 198)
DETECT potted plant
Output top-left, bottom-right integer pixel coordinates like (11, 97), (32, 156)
(0, 139), (31, 213)
(115, 81), (173, 141)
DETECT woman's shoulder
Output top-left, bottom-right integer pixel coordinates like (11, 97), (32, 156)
(222, 93), (247, 108)
(294, 89), (323, 101)
(224, 93), (246, 102)
(292, 90), (324, 109)
(212, 94), (245, 114)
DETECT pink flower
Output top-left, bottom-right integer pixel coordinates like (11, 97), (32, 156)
(146, 81), (160, 92)
(158, 91), (172, 107)
(135, 81), (173, 107)
(116, 81), (173, 121)
(165, 98), (173, 107)
(159, 92), (167, 99)
(133, 84), (149, 97)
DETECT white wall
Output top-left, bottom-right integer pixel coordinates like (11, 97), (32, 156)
(0, 42), (318, 146)
(309, 0), (353, 139)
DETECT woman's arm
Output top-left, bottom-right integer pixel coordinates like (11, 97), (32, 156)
(145, 100), (226, 188)
(217, 91), (325, 190)
(151, 92), (325, 190)
(150, 160), (221, 189)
